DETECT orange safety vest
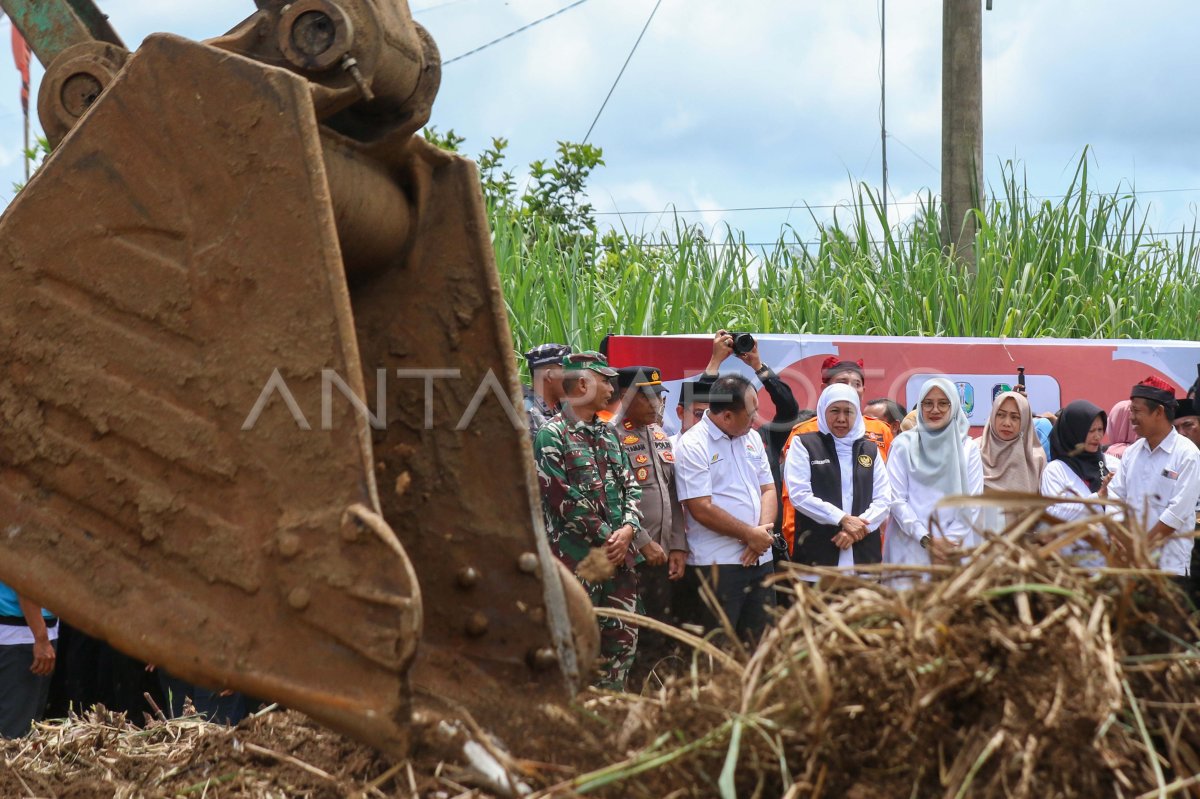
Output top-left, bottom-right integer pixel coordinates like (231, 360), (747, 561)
(779, 416), (894, 555)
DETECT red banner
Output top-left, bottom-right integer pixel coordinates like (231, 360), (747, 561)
(608, 334), (1200, 435)
(11, 23), (30, 113)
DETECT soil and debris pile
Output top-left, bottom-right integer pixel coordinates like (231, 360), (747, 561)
(583, 517), (1200, 798)
(3, 508), (1199, 798)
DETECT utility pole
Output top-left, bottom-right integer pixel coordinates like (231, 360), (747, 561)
(941, 0), (983, 272)
(880, 0), (888, 228)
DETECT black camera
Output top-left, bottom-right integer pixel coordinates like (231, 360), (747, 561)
(731, 332), (756, 355)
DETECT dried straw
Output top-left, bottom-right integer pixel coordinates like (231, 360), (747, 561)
(4, 496), (1199, 797)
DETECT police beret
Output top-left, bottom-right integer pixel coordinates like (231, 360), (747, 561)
(615, 366), (666, 392)
(677, 379), (713, 405)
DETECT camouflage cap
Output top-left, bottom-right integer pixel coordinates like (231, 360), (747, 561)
(524, 342), (572, 370)
(562, 350), (618, 377)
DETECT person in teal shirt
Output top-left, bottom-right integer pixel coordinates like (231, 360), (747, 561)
(0, 580), (58, 738)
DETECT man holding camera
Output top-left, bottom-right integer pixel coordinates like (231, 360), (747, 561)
(696, 331), (800, 519)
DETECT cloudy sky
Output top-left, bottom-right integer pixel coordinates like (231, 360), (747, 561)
(2, 0), (1198, 245)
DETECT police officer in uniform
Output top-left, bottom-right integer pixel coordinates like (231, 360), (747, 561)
(608, 367), (689, 688)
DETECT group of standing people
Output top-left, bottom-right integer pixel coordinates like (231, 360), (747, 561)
(526, 335), (1200, 692)
(529, 334), (792, 690)
(786, 372), (1200, 595)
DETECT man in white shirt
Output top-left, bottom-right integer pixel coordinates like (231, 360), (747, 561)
(1108, 379), (1200, 591)
(1172, 398), (1200, 601)
(674, 374), (777, 643)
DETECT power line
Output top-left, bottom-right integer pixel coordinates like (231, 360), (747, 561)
(591, 186), (1200, 217)
(443, 0), (591, 65)
(620, 228), (1200, 250)
(582, 0), (663, 144)
(888, 133), (939, 174)
(411, 0), (478, 14)
(596, 199), (929, 216)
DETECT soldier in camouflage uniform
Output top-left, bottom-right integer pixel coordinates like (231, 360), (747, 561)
(522, 343), (572, 438)
(534, 351), (644, 690)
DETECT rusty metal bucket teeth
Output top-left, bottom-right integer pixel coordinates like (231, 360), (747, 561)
(0, 33), (592, 756)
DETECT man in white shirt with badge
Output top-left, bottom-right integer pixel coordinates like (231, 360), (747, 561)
(674, 374), (777, 643)
(1107, 378), (1200, 595)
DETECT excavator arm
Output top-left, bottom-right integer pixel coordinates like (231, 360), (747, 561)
(2, 0), (124, 64)
(0, 0), (597, 757)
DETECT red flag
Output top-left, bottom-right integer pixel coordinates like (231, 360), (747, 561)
(11, 23), (30, 113)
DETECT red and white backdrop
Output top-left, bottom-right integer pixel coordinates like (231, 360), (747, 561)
(607, 335), (1200, 436)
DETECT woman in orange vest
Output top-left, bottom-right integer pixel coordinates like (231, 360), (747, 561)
(783, 384), (891, 582)
(780, 357), (893, 555)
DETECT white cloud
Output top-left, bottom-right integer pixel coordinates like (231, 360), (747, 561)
(4, 0), (1200, 239)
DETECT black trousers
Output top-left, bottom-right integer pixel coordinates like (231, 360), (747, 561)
(628, 562), (682, 690)
(46, 623), (162, 719)
(157, 671), (249, 726)
(688, 562), (776, 645)
(0, 640), (57, 738)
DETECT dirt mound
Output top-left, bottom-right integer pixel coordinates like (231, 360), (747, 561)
(4, 506), (1199, 797)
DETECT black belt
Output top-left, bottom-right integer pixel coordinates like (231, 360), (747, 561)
(0, 615), (57, 628)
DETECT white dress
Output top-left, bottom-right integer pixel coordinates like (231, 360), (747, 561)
(1039, 460), (1110, 570)
(884, 436), (984, 585)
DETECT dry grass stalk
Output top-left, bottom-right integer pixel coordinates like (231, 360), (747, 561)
(568, 497), (1200, 797)
(3, 496), (1199, 797)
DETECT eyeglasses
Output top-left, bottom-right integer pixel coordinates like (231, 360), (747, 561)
(921, 400), (952, 411)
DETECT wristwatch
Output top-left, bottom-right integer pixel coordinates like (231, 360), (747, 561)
(755, 365), (772, 379)
(919, 534), (932, 550)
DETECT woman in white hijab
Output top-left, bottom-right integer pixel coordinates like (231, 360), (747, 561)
(885, 377), (984, 581)
(783, 384), (892, 581)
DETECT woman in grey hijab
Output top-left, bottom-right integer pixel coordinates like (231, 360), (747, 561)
(885, 377), (984, 583)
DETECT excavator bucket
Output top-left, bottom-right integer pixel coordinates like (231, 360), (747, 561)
(0, 2), (596, 757)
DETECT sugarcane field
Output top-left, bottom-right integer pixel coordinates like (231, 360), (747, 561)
(2, 2), (1200, 798)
